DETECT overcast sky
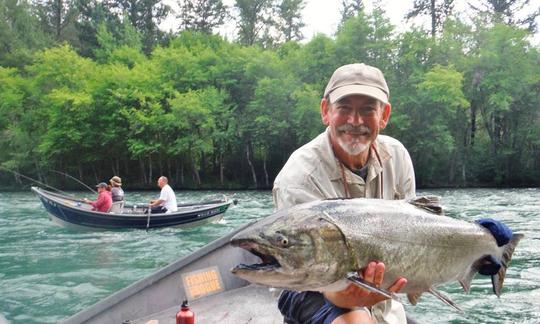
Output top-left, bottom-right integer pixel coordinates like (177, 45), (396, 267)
(162, 0), (539, 44)
(301, 0), (411, 38)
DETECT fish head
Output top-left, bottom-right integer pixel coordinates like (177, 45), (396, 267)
(230, 205), (352, 291)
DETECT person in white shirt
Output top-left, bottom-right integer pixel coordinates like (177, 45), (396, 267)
(149, 176), (178, 213)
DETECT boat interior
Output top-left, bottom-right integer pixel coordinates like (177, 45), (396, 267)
(62, 222), (283, 323)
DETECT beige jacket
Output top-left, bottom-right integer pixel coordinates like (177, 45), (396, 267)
(273, 127), (416, 324)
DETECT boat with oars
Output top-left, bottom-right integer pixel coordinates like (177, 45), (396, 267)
(32, 186), (234, 230)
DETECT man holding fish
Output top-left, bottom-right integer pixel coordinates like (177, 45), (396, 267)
(268, 63), (515, 323)
(272, 63), (412, 323)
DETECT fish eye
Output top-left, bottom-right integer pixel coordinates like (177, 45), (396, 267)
(276, 234), (289, 247)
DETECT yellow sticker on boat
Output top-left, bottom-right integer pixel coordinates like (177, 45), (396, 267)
(181, 266), (224, 300)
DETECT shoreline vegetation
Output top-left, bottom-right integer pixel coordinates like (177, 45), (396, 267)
(1, 1), (539, 190)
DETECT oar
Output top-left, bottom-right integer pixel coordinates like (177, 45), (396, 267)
(146, 204), (151, 232)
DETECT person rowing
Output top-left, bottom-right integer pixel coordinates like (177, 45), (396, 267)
(149, 176), (178, 214)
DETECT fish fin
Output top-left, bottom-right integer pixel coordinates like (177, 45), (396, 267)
(429, 288), (462, 313)
(346, 273), (401, 303)
(459, 265), (478, 293)
(407, 292), (422, 305)
(408, 196), (444, 215)
(492, 233), (524, 296)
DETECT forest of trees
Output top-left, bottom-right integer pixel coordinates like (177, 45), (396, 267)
(0, 0), (539, 190)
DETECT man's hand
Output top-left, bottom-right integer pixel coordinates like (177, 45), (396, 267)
(323, 261), (407, 309)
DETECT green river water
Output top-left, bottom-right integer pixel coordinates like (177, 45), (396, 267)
(0, 188), (538, 323)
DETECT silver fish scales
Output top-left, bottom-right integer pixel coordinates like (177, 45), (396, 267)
(231, 197), (523, 308)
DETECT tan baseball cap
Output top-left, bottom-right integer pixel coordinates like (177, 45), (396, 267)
(324, 63), (389, 104)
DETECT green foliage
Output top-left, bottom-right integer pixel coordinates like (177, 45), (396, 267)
(34, 0), (79, 44)
(405, 0), (455, 37)
(470, 0), (540, 32)
(287, 34), (335, 88)
(406, 65), (470, 185)
(463, 22), (540, 184)
(177, 0), (228, 34)
(334, 7), (396, 74)
(233, 0), (273, 46)
(94, 20), (143, 65)
(339, 0), (364, 28)
(290, 84), (324, 145)
(0, 7), (538, 189)
(0, 0), (52, 67)
(114, 0), (170, 53)
(275, 0), (305, 42)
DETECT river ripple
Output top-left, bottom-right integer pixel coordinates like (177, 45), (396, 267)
(0, 188), (538, 323)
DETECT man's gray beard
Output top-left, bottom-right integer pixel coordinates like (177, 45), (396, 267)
(337, 137), (370, 156)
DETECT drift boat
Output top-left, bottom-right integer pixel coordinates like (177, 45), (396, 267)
(61, 223), (419, 323)
(32, 186), (234, 230)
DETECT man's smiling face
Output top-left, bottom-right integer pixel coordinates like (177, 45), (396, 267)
(322, 95), (389, 157)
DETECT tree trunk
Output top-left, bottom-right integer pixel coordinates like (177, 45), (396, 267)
(220, 151), (225, 186)
(448, 151), (456, 185)
(148, 156), (153, 185)
(158, 153), (163, 177)
(246, 144), (258, 188)
(461, 163), (466, 187)
(263, 154), (269, 187)
(139, 157), (147, 184)
(124, 158), (129, 176)
(430, 0), (436, 37)
(470, 102), (477, 146)
(92, 165), (98, 183)
(78, 163), (83, 181)
(55, 0), (62, 40)
(192, 156), (201, 186)
(14, 169), (22, 185)
(33, 159), (42, 183)
(167, 158), (172, 181)
(181, 162), (185, 185)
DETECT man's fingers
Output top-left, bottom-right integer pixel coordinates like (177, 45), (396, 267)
(362, 261), (377, 283)
(388, 277), (408, 293)
(373, 262), (385, 286)
(361, 261), (385, 286)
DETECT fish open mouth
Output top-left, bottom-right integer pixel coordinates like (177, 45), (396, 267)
(231, 240), (281, 271)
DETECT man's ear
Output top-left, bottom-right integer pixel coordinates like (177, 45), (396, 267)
(321, 98), (330, 125)
(379, 103), (392, 129)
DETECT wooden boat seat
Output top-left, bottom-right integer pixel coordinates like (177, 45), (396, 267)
(109, 201), (124, 213)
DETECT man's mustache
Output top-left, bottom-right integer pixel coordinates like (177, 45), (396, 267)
(337, 124), (371, 135)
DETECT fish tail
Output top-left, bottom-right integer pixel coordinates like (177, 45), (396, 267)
(491, 233), (524, 296)
(459, 233), (524, 295)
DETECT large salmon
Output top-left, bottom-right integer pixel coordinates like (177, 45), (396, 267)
(230, 197), (523, 308)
